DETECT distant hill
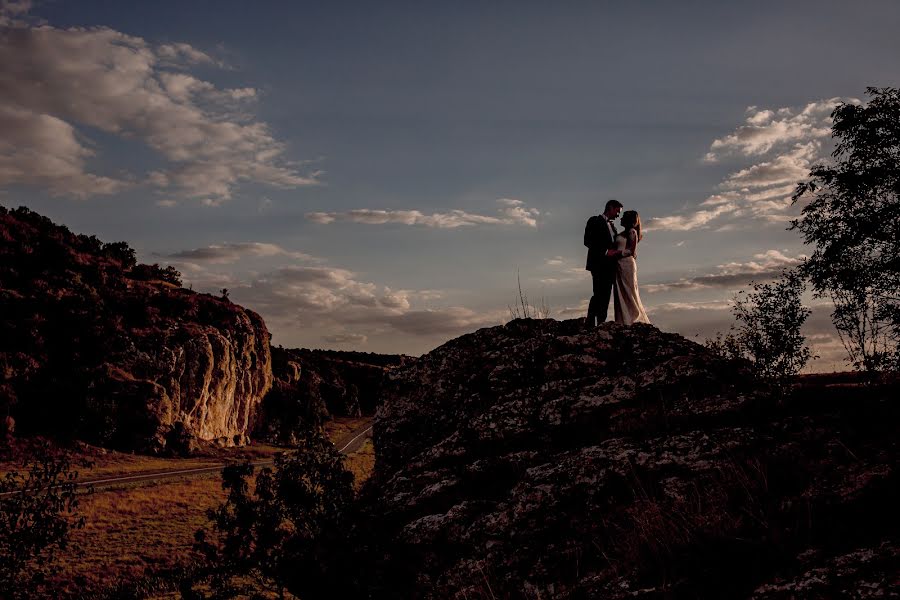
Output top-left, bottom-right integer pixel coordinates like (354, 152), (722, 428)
(0, 205), (272, 452)
(257, 346), (414, 443)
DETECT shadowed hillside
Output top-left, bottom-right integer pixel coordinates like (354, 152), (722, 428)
(347, 318), (898, 598)
(0, 206), (272, 452)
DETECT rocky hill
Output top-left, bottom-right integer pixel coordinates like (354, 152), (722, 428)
(353, 319), (898, 598)
(0, 206), (272, 452)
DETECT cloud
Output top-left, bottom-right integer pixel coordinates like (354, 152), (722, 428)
(646, 201), (739, 232)
(645, 250), (804, 293)
(321, 332), (368, 345)
(720, 142), (819, 190)
(0, 18), (318, 201)
(306, 198), (539, 229)
(704, 99), (841, 160)
(176, 260), (501, 347)
(166, 242), (315, 264)
(648, 98), (855, 232)
(0, 104), (129, 198)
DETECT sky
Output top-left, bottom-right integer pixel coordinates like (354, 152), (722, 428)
(2, 0), (899, 369)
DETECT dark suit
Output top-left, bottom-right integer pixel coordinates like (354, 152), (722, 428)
(584, 215), (618, 325)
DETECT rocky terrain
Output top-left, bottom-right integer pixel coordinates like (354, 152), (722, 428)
(0, 206), (272, 452)
(355, 318), (898, 598)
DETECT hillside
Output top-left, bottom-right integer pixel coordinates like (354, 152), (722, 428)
(0, 206), (272, 452)
(349, 318), (898, 598)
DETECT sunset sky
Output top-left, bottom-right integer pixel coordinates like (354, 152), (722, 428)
(2, 0), (899, 368)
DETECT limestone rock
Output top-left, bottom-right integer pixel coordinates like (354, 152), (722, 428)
(0, 205), (272, 451)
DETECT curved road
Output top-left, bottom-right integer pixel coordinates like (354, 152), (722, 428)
(1, 418), (374, 497)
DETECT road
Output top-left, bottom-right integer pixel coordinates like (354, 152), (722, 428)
(0, 418), (374, 497)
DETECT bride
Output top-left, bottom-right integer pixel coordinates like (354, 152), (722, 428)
(609, 210), (650, 325)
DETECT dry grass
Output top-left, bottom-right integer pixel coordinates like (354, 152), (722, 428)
(45, 475), (226, 595)
(14, 416), (376, 597)
(344, 438), (376, 490)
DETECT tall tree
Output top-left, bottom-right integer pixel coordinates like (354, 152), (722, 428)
(792, 87), (900, 372)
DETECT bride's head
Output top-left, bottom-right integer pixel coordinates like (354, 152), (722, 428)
(621, 210), (643, 241)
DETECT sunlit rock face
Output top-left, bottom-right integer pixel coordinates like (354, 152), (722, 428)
(355, 319), (898, 599)
(102, 303), (273, 448)
(0, 206), (272, 451)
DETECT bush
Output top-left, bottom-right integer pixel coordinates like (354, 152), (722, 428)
(706, 269), (813, 388)
(191, 429), (355, 598)
(0, 443), (86, 596)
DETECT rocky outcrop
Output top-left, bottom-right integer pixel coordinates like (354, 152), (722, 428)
(255, 348), (411, 442)
(353, 319), (898, 599)
(0, 206), (272, 451)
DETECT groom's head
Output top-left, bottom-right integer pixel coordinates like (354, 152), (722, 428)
(603, 199), (623, 220)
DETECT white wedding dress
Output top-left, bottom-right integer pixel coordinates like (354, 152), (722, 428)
(613, 230), (651, 325)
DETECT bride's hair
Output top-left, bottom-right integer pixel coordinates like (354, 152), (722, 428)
(620, 210), (643, 241)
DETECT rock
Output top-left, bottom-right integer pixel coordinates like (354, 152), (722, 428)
(0, 205), (272, 451)
(352, 318), (899, 599)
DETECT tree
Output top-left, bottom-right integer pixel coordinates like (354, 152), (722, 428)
(706, 269), (813, 387)
(792, 87), (900, 372)
(0, 444), (86, 596)
(192, 429), (355, 598)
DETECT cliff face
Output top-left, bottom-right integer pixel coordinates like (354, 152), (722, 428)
(256, 348), (411, 443)
(0, 206), (272, 451)
(355, 319), (898, 599)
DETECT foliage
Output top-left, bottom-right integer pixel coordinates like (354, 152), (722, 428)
(192, 429), (355, 599)
(706, 270), (813, 386)
(0, 443), (86, 596)
(791, 87), (900, 372)
(130, 263), (183, 286)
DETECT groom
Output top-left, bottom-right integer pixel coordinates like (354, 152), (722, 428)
(584, 199), (623, 326)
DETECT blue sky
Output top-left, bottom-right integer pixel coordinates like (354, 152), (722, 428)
(2, 0), (899, 368)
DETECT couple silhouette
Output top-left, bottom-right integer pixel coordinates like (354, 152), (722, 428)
(584, 199), (651, 327)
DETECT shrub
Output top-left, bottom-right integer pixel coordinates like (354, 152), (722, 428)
(706, 269), (813, 388)
(0, 443), (86, 596)
(191, 429), (355, 598)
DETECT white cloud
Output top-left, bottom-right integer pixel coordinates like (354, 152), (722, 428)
(720, 142), (818, 190)
(704, 99), (841, 160)
(166, 242), (315, 264)
(645, 201), (738, 232)
(306, 198), (540, 229)
(648, 98), (856, 232)
(0, 18), (318, 202)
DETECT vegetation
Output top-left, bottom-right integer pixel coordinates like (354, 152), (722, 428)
(706, 269), (813, 386)
(0, 443), (85, 597)
(792, 87), (900, 372)
(192, 429), (355, 599)
(507, 270), (551, 321)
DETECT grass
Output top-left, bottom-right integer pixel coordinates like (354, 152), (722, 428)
(9, 416), (375, 597)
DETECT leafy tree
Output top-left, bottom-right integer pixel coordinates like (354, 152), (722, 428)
(0, 444), (86, 596)
(792, 87), (900, 372)
(101, 241), (137, 269)
(192, 429), (355, 598)
(706, 269), (813, 387)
